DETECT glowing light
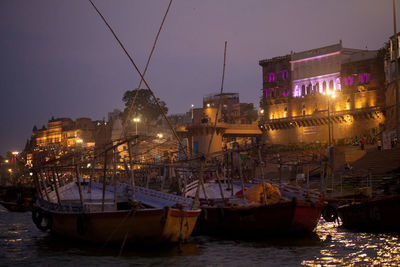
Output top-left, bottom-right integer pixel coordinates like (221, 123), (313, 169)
(29, 172), (33, 176)
(157, 133), (164, 139)
(4, 160), (9, 163)
(206, 103), (210, 108)
(268, 72), (275, 82)
(191, 104), (194, 108)
(133, 117), (141, 122)
(87, 163), (91, 168)
(12, 151), (19, 155)
(260, 109), (264, 114)
(76, 139), (83, 143)
(8, 169), (12, 173)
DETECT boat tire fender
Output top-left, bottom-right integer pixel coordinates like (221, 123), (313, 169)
(33, 209), (52, 231)
(322, 205), (338, 222)
(32, 208), (42, 226)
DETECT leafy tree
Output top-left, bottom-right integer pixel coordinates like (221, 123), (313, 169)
(122, 89), (168, 125)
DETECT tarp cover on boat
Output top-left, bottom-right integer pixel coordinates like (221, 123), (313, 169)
(244, 183), (281, 204)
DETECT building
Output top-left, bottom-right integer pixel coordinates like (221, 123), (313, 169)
(259, 42), (385, 145)
(177, 92), (261, 156)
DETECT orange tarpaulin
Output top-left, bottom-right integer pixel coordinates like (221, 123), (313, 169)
(244, 182), (281, 204)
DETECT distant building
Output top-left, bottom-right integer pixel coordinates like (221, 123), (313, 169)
(176, 92), (261, 156)
(259, 42), (385, 145)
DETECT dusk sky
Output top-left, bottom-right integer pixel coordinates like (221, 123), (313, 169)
(0, 0), (396, 155)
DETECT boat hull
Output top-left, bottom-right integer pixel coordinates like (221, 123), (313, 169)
(337, 195), (400, 231)
(36, 204), (201, 244)
(0, 201), (30, 212)
(195, 199), (323, 236)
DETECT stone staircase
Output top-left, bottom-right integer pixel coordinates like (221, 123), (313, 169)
(351, 147), (400, 175)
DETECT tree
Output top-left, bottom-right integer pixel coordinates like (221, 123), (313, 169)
(122, 89), (168, 125)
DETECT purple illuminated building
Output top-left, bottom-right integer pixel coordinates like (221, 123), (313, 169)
(258, 41), (385, 145)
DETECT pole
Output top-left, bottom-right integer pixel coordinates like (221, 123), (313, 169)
(38, 172), (50, 201)
(394, 0), (400, 141)
(75, 165), (85, 207)
(51, 169), (62, 205)
(88, 157), (96, 193)
(127, 140), (135, 202)
(112, 148), (117, 205)
(238, 152), (245, 200)
(258, 146), (267, 205)
(101, 150), (107, 212)
(328, 96), (331, 146)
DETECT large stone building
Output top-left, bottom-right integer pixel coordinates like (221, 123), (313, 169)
(259, 42), (385, 145)
(177, 92), (260, 156)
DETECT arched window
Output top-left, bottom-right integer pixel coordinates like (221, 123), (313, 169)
(322, 81), (327, 92)
(329, 80), (334, 91)
(301, 85), (306, 96)
(364, 73), (370, 84)
(346, 76), (353, 86)
(307, 83), (312, 95)
(268, 73), (275, 82)
(335, 78), (341, 91)
(315, 82), (320, 93)
(281, 70), (288, 80)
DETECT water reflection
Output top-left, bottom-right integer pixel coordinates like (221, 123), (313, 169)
(1, 206), (400, 266)
(302, 220), (400, 266)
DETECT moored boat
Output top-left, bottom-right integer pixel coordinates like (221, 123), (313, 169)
(32, 174), (201, 244)
(0, 200), (30, 212)
(185, 179), (325, 236)
(337, 195), (400, 231)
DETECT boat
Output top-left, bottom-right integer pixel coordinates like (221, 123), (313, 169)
(184, 178), (325, 236)
(0, 200), (30, 212)
(32, 167), (201, 244)
(337, 194), (400, 231)
(0, 185), (34, 212)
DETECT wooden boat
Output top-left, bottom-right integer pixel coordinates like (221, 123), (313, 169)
(33, 179), (201, 244)
(0, 200), (30, 212)
(184, 179), (325, 236)
(337, 195), (400, 231)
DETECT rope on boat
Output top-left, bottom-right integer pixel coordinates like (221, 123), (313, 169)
(87, 0), (187, 159)
(121, 0), (173, 135)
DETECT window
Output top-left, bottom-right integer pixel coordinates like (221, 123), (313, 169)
(322, 81), (327, 92)
(329, 80), (334, 91)
(268, 72), (275, 82)
(281, 70), (288, 80)
(301, 85), (306, 96)
(345, 76), (353, 86)
(307, 83), (312, 95)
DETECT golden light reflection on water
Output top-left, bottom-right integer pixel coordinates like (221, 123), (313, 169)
(302, 221), (400, 266)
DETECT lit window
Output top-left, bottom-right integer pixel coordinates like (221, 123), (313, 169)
(281, 70), (288, 80)
(268, 72), (275, 82)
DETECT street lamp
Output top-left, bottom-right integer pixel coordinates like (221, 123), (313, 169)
(133, 117), (141, 135)
(191, 104), (194, 120)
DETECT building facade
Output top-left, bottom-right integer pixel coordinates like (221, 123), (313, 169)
(259, 42), (385, 145)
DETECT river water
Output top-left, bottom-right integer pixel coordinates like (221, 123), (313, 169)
(1, 206), (399, 266)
